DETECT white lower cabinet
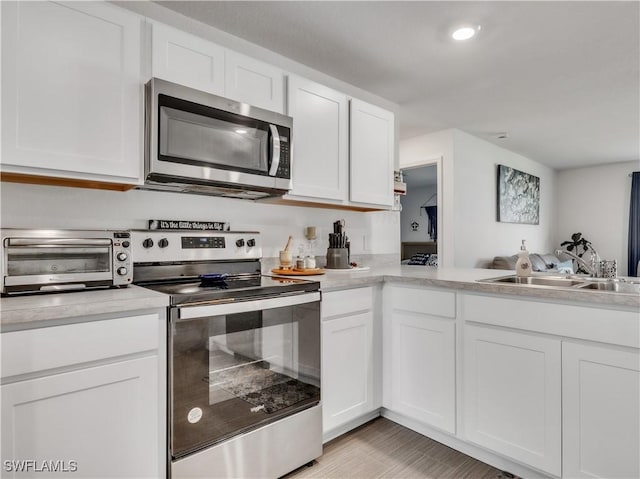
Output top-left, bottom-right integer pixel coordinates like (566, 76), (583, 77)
(1, 357), (158, 478)
(463, 324), (562, 476)
(321, 287), (378, 439)
(562, 341), (640, 479)
(0, 311), (166, 478)
(385, 285), (456, 434)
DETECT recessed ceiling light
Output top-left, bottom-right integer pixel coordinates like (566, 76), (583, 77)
(452, 25), (480, 41)
(235, 129), (247, 134)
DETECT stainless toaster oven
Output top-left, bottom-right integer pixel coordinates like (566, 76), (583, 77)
(1, 229), (132, 295)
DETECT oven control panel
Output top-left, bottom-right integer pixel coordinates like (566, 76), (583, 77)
(131, 231), (261, 263)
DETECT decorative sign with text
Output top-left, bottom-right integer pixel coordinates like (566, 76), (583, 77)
(148, 220), (230, 231)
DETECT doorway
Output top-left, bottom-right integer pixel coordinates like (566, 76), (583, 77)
(399, 163), (439, 266)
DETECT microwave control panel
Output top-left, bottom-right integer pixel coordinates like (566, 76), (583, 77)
(274, 129), (290, 179)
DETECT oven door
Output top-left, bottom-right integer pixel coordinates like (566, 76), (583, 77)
(170, 292), (321, 459)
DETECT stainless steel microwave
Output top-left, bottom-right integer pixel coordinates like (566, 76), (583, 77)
(143, 78), (293, 199)
(0, 229), (132, 295)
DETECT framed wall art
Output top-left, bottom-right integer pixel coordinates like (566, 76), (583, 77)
(497, 164), (540, 224)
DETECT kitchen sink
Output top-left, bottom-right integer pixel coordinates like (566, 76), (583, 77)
(481, 275), (586, 287)
(576, 280), (640, 294)
(478, 275), (640, 294)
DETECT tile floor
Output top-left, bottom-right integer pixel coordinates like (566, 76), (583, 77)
(284, 417), (515, 479)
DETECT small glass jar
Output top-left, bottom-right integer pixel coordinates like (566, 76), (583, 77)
(295, 256), (305, 270)
(304, 255), (316, 269)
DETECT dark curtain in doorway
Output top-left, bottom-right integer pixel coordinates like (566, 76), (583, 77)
(628, 172), (640, 277)
(425, 206), (437, 241)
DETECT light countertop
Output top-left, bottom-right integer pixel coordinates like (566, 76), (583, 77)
(1, 285), (169, 331)
(2, 266), (637, 331)
(266, 265), (640, 309)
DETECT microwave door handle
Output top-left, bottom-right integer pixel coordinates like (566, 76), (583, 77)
(268, 124), (281, 176)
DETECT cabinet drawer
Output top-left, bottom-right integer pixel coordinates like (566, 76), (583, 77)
(322, 287), (373, 319)
(1, 313), (160, 379)
(389, 285), (456, 318)
(462, 294), (639, 348)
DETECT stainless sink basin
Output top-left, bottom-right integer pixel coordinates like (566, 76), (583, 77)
(478, 274), (640, 294)
(576, 280), (640, 294)
(481, 275), (586, 287)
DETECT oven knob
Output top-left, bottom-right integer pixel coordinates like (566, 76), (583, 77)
(159, 238), (169, 248)
(122, 240), (130, 248)
(117, 252), (128, 262)
(236, 239), (245, 247)
(247, 238), (256, 248)
(117, 267), (128, 276)
(143, 238), (154, 248)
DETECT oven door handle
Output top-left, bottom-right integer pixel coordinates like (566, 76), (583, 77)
(178, 291), (320, 320)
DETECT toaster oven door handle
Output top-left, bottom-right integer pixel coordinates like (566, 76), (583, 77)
(6, 238), (112, 246)
(268, 124), (281, 176)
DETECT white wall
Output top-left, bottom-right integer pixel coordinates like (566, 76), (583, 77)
(452, 130), (557, 268)
(400, 129), (557, 269)
(400, 185), (437, 242)
(0, 182), (400, 258)
(556, 161), (638, 276)
(400, 129), (453, 266)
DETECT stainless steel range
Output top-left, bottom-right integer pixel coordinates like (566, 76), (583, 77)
(132, 230), (322, 479)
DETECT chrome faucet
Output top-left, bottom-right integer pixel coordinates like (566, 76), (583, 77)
(555, 248), (600, 277)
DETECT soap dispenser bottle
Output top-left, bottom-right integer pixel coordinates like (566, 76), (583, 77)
(515, 239), (532, 277)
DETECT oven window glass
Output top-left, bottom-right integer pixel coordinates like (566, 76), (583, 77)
(159, 97), (269, 174)
(171, 301), (320, 458)
(6, 246), (111, 276)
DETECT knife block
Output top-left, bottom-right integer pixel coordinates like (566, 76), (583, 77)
(326, 248), (350, 269)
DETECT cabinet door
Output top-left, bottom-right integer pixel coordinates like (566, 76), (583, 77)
(1, 1), (142, 183)
(390, 311), (456, 433)
(349, 99), (394, 207)
(1, 356), (160, 478)
(322, 311), (374, 434)
(563, 342), (640, 479)
(225, 51), (284, 113)
(151, 21), (225, 96)
(463, 325), (561, 476)
(286, 75), (348, 202)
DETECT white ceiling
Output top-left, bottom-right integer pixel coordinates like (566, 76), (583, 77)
(157, 1), (639, 170)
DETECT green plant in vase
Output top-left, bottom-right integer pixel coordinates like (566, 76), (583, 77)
(560, 232), (593, 274)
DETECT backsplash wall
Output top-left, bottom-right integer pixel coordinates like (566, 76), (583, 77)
(0, 182), (400, 259)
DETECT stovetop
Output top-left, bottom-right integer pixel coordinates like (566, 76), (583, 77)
(140, 274), (319, 306)
(130, 230), (319, 306)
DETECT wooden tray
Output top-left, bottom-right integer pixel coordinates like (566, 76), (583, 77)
(271, 267), (326, 276)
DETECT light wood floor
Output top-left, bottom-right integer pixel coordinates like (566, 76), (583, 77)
(283, 418), (513, 479)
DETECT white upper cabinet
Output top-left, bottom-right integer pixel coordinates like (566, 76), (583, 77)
(286, 75), (349, 203)
(225, 51), (284, 113)
(349, 99), (395, 207)
(150, 23), (285, 114)
(1, 1), (143, 184)
(150, 22), (225, 96)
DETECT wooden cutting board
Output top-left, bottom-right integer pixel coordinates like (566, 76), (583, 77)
(270, 267), (326, 276)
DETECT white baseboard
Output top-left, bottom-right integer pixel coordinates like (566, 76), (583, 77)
(381, 409), (557, 479)
(322, 410), (381, 444)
